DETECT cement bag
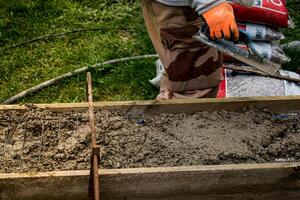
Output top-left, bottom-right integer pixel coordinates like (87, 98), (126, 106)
(251, 41), (290, 64)
(238, 23), (285, 41)
(150, 61), (300, 98)
(223, 42), (290, 64)
(217, 69), (300, 98)
(228, 0), (289, 28)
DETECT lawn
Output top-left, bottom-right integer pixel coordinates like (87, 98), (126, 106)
(0, 0), (299, 104)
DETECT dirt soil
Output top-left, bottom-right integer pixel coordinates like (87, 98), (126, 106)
(0, 107), (299, 173)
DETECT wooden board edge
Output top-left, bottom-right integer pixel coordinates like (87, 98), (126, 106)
(1, 162), (300, 200)
(0, 96), (300, 111)
(1, 162), (299, 179)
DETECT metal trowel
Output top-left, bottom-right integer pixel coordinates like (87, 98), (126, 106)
(193, 27), (281, 75)
(193, 0), (281, 75)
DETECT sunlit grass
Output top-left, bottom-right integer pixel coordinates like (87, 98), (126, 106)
(0, 0), (299, 103)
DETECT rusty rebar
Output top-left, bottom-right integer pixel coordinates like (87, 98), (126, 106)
(87, 72), (100, 200)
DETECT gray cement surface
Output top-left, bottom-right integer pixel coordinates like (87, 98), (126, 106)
(0, 108), (299, 172)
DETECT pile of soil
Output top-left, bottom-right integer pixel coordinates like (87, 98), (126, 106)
(0, 107), (299, 173)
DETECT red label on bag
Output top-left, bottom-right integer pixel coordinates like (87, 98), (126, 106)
(217, 68), (226, 98)
(263, 0), (286, 7)
(258, 0), (286, 13)
(229, 0), (289, 28)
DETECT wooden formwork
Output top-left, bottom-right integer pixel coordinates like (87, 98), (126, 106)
(0, 96), (300, 200)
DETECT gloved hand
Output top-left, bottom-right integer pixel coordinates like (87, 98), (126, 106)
(202, 2), (239, 41)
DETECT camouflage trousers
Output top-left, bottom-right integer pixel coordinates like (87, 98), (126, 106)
(142, 0), (223, 99)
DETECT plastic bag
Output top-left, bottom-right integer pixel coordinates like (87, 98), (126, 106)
(251, 41), (290, 64)
(282, 41), (300, 50)
(149, 60), (164, 88)
(223, 42), (290, 64)
(238, 23), (285, 41)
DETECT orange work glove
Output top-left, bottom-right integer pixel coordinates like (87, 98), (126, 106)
(202, 2), (239, 41)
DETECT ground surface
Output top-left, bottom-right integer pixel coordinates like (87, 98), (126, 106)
(0, 0), (299, 103)
(0, 108), (299, 173)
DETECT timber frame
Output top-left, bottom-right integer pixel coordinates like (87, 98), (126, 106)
(0, 96), (300, 200)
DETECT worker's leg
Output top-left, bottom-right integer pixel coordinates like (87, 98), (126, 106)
(142, 0), (223, 99)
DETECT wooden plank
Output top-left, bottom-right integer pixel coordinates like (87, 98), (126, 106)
(0, 97), (299, 199)
(0, 96), (300, 115)
(0, 163), (300, 200)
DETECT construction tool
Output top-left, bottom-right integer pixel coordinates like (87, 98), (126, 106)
(193, 27), (282, 75)
(87, 72), (100, 200)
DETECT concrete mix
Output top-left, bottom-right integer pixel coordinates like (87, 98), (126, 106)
(0, 108), (299, 173)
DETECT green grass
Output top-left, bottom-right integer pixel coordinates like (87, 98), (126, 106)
(0, 0), (299, 103)
(282, 0), (300, 73)
(0, 0), (157, 103)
